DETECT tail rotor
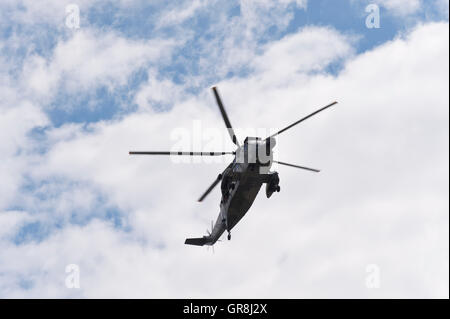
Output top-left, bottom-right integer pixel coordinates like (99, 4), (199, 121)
(206, 220), (220, 254)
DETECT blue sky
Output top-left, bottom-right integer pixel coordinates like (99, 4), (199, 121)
(3, 0), (444, 127)
(0, 0), (448, 298)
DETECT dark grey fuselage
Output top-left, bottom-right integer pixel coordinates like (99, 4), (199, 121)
(206, 154), (275, 245)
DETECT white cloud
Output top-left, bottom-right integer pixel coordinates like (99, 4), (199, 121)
(170, 0), (309, 83)
(252, 27), (355, 82)
(156, 0), (210, 28)
(372, 0), (447, 18)
(368, 0), (421, 16)
(0, 0), (139, 27)
(22, 29), (177, 101)
(0, 101), (48, 208)
(0, 211), (35, 239)
(134, 70), (186, 110)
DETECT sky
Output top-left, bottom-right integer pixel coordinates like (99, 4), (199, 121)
(0, 0), (448, 298)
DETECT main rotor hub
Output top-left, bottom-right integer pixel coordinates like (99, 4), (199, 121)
(236, 136), (275, 165)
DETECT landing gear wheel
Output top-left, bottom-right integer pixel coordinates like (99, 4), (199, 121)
(227, 233), (231, 241)
(276, 185), (280, 192)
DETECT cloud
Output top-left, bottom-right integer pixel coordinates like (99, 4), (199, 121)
(370, 0), (449, 19)
(156, 0), (210, 28)
(22, 29), (177, 101)
(0, 101), (48, 208)
(251, 26), (355, 82)
(162, 0), (309, 84)
(0, 211), (35, 239)
(0, 0), (137, 27)
(375, 0), (422, 16)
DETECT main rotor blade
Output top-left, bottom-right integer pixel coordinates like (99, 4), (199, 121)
(129, 151), (235, 156)
(273, 160), (320, 173)
(212, 86), (240, 147)
(198, 173), (223, 202)
(267, 101), (337, 139)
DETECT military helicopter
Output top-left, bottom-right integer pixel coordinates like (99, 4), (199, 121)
(129, 87), (337, 246)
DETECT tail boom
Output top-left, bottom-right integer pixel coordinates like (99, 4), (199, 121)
(184, 237), (209, 246)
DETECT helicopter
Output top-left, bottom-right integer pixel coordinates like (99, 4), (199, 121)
(129, 86), (337, 246)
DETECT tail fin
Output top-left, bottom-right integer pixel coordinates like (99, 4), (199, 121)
(185, 237), (208, 246)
